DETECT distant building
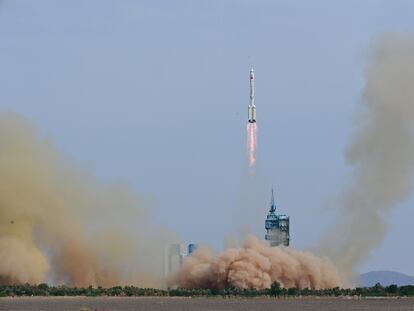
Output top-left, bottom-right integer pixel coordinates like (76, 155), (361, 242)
(164, 243), (199, 276)
(265, 189), (290, 247)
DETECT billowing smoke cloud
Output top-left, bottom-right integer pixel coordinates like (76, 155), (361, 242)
(172, 235), (342, 289)
(319, 35), (414, 280)
(0, 112), (176, 287)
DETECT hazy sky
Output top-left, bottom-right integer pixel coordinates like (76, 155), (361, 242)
(1, 0), (414, 275)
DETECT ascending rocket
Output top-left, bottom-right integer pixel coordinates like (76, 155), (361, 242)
(248, 65), (256, 123)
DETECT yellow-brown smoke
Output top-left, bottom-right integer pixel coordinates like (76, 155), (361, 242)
(171, 235), (342, 289)
(0, 112), (176, 287)
(319, 35), (414, 281)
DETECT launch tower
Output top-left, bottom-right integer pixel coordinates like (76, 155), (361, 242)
(265, 189), (290, 247)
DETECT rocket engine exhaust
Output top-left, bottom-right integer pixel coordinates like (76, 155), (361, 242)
(247, 122), (257, 168)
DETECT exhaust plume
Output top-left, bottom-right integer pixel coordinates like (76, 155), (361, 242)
(172, 235), (342, 289)
(247, 122), (257, 168)
(0, 112), (176, 287)
(319, 35), (414, 279)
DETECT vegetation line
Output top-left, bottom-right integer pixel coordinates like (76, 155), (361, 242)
(1, 283), (414, 298)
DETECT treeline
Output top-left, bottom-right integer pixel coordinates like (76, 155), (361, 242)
(1, 282), (414, 297)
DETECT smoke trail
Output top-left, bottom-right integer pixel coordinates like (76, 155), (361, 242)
(172, 235), (341, 290)
(319, 35), (414, 280)
(247, 123), (257, 168)
(0, 112), (176, 287)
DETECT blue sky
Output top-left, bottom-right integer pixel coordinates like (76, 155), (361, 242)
(1, 0), (414, 275)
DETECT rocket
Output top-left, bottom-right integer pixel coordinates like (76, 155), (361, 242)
(248, 65), (256, 123)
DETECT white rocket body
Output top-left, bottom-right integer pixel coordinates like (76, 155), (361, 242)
(248, 66), (256, 123)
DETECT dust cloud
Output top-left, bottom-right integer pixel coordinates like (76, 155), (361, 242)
(0, 112), (176, 287)
(319, 35), (414, 280)
(172, 235), (342, 289)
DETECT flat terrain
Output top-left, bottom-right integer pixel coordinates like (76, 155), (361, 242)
(1, 297), (414, 311)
